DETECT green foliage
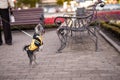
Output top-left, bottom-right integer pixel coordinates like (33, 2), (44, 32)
(56, 0), (73, 6)
(118, 0), (120, 3)
(56, 0), (64, 6)
(100, 21), (120, 36)
(44, 24), (57, 28)
(16, 0), (40, 8)
(108, 22), (120, 29)
(64, 0), (72, 5)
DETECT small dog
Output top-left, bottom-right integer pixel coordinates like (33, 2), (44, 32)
(23, 23), (44, 65)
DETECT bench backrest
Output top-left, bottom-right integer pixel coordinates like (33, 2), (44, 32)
(0, 7), (44, 26)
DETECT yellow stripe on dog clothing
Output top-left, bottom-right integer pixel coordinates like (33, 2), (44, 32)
(28, 35), (43, 51)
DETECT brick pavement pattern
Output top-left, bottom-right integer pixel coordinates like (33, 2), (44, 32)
(0, 29), (120, 80)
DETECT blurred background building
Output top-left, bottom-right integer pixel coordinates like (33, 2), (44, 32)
(42, 0), (57, 5)
(13, 0), (120, 13)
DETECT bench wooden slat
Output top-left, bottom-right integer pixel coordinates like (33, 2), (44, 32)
(11, 21), (40, 26)
(0, 8), (44, 27)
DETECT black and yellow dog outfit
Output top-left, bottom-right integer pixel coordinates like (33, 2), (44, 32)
(24, 33), (43, 65)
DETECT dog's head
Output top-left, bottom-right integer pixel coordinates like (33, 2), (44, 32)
(35, 23), (45, 35)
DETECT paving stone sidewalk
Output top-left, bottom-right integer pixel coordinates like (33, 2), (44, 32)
(0, 29), (120, 80)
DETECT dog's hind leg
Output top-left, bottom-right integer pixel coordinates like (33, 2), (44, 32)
(33, 54), (38, 64)
(27, 50), (33, 65)
(29, 55), (33, 65)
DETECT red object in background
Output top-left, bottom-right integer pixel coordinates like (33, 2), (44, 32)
(44, 17), (64, 25)
(97, 10), (120, 21)
(44, 10), (120, 25)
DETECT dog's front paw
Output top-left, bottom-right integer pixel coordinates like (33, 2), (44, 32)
(39, 45), (43, 51)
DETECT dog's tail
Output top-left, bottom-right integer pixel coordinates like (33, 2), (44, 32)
(23, 45), (29, 51)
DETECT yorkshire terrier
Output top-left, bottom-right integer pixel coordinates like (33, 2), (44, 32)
(23, 23), (45, 65)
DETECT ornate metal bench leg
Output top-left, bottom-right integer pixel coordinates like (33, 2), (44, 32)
(95, 22), (102, 52)
(87, 26), (99, 52)
(94, 27), (99, 52)
(95, 34), (98, 52)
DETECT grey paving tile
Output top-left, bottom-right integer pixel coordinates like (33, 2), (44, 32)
(0, 29), (120, 80)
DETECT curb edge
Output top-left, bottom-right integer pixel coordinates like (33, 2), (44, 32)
(99, 30), (120, 53)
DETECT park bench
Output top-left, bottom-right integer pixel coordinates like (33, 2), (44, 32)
(0, 7), (44, 27)
(54, 1), (104, 53)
